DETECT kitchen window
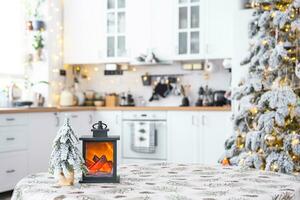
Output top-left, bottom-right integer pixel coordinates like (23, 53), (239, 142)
(0, 0), (25, 77)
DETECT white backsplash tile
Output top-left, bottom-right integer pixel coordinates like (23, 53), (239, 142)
(79, 61), (231, 106)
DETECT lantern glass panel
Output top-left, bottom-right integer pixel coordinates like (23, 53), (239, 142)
(85, 142), (114, 178)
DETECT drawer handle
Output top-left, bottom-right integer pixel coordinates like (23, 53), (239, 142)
(6, 169), (16, 174)
(71, 115), (78, 118)
(6, 118), (15, 121)
(6, 137), (15, 141)
(141, 114), (147, 117)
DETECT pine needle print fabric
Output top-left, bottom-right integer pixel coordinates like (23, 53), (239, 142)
(12, 163), (300, 200)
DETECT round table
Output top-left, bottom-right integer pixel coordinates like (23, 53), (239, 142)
(12, 163), (300, 200)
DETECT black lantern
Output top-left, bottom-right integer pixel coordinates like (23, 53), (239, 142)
(80, 121), (120, 183)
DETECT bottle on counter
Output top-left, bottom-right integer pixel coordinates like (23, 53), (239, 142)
(195, 86), (204, 106)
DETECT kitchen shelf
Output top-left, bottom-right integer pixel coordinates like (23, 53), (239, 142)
(130, 61), (173, 66)
(0, 106), (231, 114)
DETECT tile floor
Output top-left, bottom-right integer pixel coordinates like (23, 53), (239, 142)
(0, 191), (12, 200)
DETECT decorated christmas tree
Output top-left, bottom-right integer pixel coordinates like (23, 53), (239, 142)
(221, 0), (300, 173)
(49, 117), (87, 185)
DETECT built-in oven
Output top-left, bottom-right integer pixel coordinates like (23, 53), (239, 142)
(122, 112), (167, 161)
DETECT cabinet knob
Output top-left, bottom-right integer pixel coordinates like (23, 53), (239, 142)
(54, 113), (60, 127)
(201, 115), (205, 126)
(6, 137), (15, 141)
(89, 114), (93, 124)
(6, 169), (16, 174)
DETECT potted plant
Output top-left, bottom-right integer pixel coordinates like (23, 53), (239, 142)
(24, 0), (46, 31)
(32, 31), (44, 61)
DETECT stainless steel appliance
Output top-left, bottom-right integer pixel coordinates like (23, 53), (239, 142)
(122, 112), (167, 161)
(213, 90), (226, 106)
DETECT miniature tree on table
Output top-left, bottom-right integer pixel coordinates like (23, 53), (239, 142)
(49, 118), (87, 186)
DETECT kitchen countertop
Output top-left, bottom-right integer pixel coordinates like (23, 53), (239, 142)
(0, 106), (231, 114)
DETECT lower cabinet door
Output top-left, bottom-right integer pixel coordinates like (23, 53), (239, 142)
(62, 111), (94, 137)
(202, 111), (232, 165)
(167, 112), (199, 164)
(95, 111), (122, 163)
(0, 151), (28, 192)
(28, 113), (59, 174)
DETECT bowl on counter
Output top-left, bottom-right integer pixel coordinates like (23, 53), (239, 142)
(94, 100), (105, 107)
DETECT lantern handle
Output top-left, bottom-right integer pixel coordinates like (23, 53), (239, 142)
(92, 121), (108, 130)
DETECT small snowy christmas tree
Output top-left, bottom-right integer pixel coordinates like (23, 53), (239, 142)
(49, 117), (87, 186)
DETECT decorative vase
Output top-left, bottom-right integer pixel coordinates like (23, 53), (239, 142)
(34, 49), (43, 61)
(60, 89), (75, 107)
(58, 170), (74, 186)
(32, 20), (45, 31)
(26, 21), (33, 30)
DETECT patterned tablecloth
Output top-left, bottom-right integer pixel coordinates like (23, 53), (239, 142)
(11, 163), (300, 200)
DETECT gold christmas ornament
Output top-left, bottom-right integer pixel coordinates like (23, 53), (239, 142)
(236, 134), (246, 149)
(292, 138), (300, 146)
(249, 107), (258, 115)
(258, 148), (264, 154)
(264, 134), (277, 146)
(271, 163), (279, 172)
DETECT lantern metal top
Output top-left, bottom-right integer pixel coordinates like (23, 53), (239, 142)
(91, 121), (109, 137)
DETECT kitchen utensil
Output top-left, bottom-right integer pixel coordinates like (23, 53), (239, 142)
(13, 101), (33, 107)
(149, 82), (173, 102)
(180, 85), (190, 107)
(126, 93), (135, 106)
(195, 86), (204, 106)
(74, 83), (85, 106)
(105, 94), (119, 107)
(141, 73), (151, 86)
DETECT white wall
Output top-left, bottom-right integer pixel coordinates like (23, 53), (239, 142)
(232, 1), (253, 88)
(78, 61), (231, 107)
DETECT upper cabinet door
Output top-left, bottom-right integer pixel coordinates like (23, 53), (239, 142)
(150, 0), (174, 61)
(174, 0), (205, 60)
(127, 0), (173, 61)
(205, 0), (234, 59)
(64, 0), (105, 64)
(105, 0), (129, 62)
(126, 0), (150, 61)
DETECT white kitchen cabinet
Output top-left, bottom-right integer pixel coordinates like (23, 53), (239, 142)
(106, 0), (128, 60)
(95, 111), (122, 162)
(0, 151), (28, 192)
(64, 0), (105, 64)
(167, 111), (200, 163)
(167, 111), (232, 165)
(174, 0), (234, 60)
(127, 0), (173, 61)
(61, 111), (94, 137)
(174, 0), (205, 60)
(0, 113), (30, 192)
(27, 112), (60, 174)
(200, 111), (232, 165)
(205, 0), (234, 59)
(95, 111), (122, 135)
(28, 111), (94, 174)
